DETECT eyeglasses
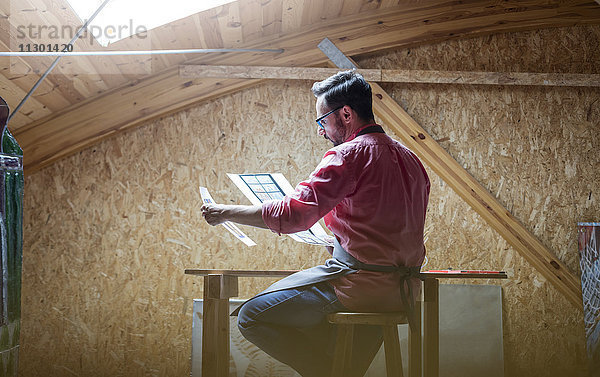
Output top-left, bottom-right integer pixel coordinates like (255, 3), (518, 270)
(315, 106), (343, 129)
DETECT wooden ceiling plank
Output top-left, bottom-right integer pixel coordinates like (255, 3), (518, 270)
(147, 30), (173, 74)
(253, 1), (599, 69)
(164, 21), (199, 63)
(261, 0), (283, 37)
(180, 64), (600, 87)
(0, 2), (63, 74)
(301, 0), (326, 26)
(215, 3), (243, 47)
(46, 0), (129, 86)
(1, 2), (95, 104)
(14, 1), (600, 175)
(2, 73), (70, 111)
(318, 7), (596, 63)
(190, 12), (210, 50)
(73, 56), (128, 90)
(55, 56), (112, 96)
(238, 0), (262, 43)
(358, 0), (383, 13)
(322, 0), (344, 21)
(100, 12), (166, 79)
(142, 13), (207, 73)
(0, 69), (52, 128)
(0, 54), (71, 112)
(0, 10), (78, 115)
(379, 0), (402, 9)
(147, 8), (222, 71)
(197, 8), (225, 49)
(162, 12), (224, 61)
(149, 25), (187, 69)
(281, 0), (304, 33)
(63, 38), (130, 90)
(339, 0), (363, 17)
(100, 40), (154, 80)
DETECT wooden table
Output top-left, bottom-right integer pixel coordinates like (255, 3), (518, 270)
(184, 268), (507, 377)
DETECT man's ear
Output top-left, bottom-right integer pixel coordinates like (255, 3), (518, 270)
(341, 105), (353, 123)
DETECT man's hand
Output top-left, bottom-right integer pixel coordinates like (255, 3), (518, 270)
(201, 203), (229, 226)
(201, 203), (268, 229)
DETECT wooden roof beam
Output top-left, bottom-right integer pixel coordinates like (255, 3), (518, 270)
(180, 65), (600, 87)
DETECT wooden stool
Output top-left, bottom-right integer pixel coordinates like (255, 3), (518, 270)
(327, 302), (421, 377)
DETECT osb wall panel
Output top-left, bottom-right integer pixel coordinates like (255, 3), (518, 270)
(19, 80), (329, 377)
(19, 25), (599, 376)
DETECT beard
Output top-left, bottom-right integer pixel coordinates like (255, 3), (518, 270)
(325, 114), (345, 146)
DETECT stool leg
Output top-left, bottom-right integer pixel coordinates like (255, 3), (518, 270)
(383, 324), (404, 377)
(424, 279), (439, 377)
(409, 301), (422, 377)
(331, 324), (354, 377)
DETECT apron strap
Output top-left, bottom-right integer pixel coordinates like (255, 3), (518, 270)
(356, 124), (385, 137)
(333, 238), (422, 327)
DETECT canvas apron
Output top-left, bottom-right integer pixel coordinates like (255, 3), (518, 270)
(231, 237), (422, 325)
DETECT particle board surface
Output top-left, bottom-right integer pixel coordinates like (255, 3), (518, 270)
(19, 25), (599, 377)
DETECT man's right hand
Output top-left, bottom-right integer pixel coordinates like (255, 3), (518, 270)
(201, 203), (228, 226)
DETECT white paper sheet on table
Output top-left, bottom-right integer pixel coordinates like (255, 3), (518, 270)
(200, 186), (256, 247)
(227, 173), (333, 246)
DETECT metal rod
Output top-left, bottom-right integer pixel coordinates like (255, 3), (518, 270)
(6, 0), (113, 123)
(0, 48), (284, 57)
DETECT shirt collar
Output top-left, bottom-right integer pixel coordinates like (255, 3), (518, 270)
(344, 123), (379, 142)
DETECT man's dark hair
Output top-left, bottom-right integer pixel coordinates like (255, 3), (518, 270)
(311, 70), (374, 122)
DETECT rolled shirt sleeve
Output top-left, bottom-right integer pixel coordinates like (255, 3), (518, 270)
(262, 150), (356, 234)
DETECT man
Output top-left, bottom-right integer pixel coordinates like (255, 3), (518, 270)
(201, 71), (430, 377)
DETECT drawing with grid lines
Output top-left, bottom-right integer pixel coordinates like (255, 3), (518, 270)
(228, 173), (333, 246)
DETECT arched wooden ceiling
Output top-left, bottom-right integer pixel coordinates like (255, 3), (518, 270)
(1, 0), (599, 172)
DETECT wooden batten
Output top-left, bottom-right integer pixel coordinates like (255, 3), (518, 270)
(180, 64), (600, 87)
(380, 70), (600, 87)
(179, 65), (382, 81)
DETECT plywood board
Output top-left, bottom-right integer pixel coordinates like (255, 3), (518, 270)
(19, 25), (599, 377)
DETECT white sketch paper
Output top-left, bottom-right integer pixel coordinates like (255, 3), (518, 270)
(200, 187), (256, 247)
(227, 173), (333, 246)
